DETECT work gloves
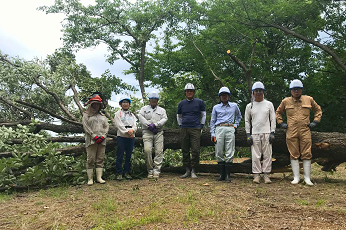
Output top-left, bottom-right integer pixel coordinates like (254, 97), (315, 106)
(94, 136), (105, 144)
(280, 123), (288, 129)
(308, 120), (319, 129)
(269, 132), (275, 144)
(211, 136), (217, 144)
(148, 123), (158, 134)
(246, 133), (253, 146)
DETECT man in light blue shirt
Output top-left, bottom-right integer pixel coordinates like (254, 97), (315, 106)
(210, 87), (242, 182)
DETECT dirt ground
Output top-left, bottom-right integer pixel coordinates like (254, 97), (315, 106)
(1, 163), (346, 230)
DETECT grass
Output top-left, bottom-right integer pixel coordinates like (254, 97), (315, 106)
(2, 162), (346, 229)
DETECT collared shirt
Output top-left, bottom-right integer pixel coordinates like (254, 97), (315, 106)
(245, 99), (276, 134)
(114, 109), (137, 138)
(210, 101), (242, 137)
(138, 105), (168, 130)
(276, 95), (322, 128)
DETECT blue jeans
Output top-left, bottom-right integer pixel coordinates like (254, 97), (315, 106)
(115, 136), (135, 175)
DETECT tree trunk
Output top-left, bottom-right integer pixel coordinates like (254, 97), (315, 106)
(139, 42), (146, 101)
(2, 127), (345, 172)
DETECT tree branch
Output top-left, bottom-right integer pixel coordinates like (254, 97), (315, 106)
(70, 82), (84, 117)
(265, 23), (346, 72)
(249, 39), (258, 70)
(226, 50), (248, 72)
(104, 110), (116, 126)
(227, 50), (252, 98)
(192, 40), (225, 87)
(15, 100), (82, 126)
(33, 75), (78, 121)
(0, 96), (32, 119)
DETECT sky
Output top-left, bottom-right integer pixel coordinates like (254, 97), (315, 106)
(0, 0), (157, 108)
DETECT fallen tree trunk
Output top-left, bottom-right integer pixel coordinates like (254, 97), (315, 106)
(1, 128), (345, 172)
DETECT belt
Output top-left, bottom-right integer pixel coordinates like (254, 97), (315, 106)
(125, 126), (132, 128)
(216, 123), (234, 127)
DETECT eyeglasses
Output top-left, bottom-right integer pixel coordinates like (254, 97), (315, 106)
(291, 88), (302, 92)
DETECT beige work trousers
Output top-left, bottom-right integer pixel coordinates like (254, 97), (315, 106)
(86, 144), (106, 169)
(251, 133), (272, 174)
(286, 126), (312, 160)
(143, 130), (164, 174)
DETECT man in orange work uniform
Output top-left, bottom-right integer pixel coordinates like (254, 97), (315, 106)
(276, 79), (322, 186)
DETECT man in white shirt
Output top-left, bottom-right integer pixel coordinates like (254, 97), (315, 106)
(245, 82), (276, 184)
(138, 91), (168, 179)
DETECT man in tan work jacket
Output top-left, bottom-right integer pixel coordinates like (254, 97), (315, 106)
(276, 79), (322, 186)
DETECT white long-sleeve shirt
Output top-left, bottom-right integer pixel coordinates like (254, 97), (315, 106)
(138, 105), (168, 130)
(245, 99), (276, 134)
(114, 109), (137, 138)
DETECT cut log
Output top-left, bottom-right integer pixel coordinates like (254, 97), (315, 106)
(1, 127), (345, 172)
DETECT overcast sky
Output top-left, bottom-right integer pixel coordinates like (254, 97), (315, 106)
(0, 0), (157, 107)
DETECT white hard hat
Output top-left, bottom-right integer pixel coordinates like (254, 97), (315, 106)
(289, 79), (303, 89)
(252, 81), (265, 91)
(148, 91), (159, 99)
(218, 87), (231, 96)
(119, 97), (131, 105)
(184, 83), (195, 90)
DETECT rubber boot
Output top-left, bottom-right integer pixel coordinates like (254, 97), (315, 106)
(303, 160), (314, 186)
(181, 167), (191, 178)
(216, 162), (225, 181)
(95, 168), (106, 184)
(291, 159), (300, 185)
(87, 168), (94, 186)
(191, 168), (198, 179)
(224, 162), (232, 183)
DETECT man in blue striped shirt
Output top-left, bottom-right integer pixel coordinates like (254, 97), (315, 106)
(210, 87), (242, 182)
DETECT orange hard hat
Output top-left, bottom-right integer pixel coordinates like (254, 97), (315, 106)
(84, 94), (102, 106)
(89, 95), (102, 103)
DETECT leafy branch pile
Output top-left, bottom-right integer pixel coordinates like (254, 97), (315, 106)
(0, 125), (86, 191)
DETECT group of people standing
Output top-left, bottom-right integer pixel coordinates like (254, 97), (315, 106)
(82, 79), (322, 186)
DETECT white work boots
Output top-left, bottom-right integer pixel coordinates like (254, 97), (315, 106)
(290, 159), (313, 186)
(87, 168), (106, 186)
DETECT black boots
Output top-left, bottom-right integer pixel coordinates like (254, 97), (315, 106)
(216, 162), (225, 181)
(224, 162), (232, 183)
(181, 167), (191, 178)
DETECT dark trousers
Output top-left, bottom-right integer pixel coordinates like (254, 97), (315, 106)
(180, 128), (201, 168)
(116, 136), (135, 175)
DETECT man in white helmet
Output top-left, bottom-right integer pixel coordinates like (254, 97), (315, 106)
(245, 82), (276, 184)
(276, 79), (322, 186)
(138, 91), (168, 179)
(210, 86), (242, 182)
(177, 83), (206, 179)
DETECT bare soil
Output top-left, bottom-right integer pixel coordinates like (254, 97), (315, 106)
(1, 162), (346, 230)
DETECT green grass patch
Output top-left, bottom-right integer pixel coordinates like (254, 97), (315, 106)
(296, 199), (309, 205)
(38, 186), (69, 198)
(91, 208), (167, 229)
(0, 192), (15, 202)
(92, 198), (117, 212)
